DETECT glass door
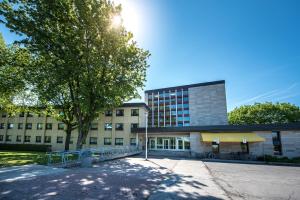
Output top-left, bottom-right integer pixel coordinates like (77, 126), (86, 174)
(150, 138), (156, 149)
(163, 139), (169, 149)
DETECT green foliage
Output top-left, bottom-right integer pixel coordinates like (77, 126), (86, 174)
(256, 155), (300, 164)
(0, 151), (47, 167)
(228, 102), (300, 125)
(0, 0), (150, 149)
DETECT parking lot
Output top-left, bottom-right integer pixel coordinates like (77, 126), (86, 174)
(205, 161), (300, 200)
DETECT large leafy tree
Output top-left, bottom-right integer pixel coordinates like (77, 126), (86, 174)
(0, 0), (149, 149)
(228, 102), (300, 125)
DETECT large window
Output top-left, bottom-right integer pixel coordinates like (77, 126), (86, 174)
(104, 123), (112, 131)
(58, 123), (64, 130)
(212, 142), (219, 154)
(5, 135), (12, 142)
(16, 135), (22, 142)
(115, 138), (123, 146)
(241, 142), (249, 153)
(131, 109), (139, 116)
(130, 138), (136, 146)
(272, 131), (282, 155)
(104, 138), (112, 145)
(18, 123), (23, 129)
(27, 112), (33, 117)
(116, 109), (124, 116)
(7, 123), (14, 129)
(105, 110), (112, 116)
(115, 123), (124, 131)
(0, 135), (3, 141)
(131, 123), (139, 129)
(0, 123), (5, 129)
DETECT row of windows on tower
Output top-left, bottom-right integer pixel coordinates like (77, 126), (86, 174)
(147, 90), (188, 99)
(0, 123), (139, 131)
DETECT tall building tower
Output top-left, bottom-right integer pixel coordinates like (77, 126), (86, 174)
(145, 80), (228, 127)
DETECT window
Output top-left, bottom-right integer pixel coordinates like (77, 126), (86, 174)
(131, 109), (139, 116)
(46, 123), (52, 130)
(212, 142), (219, 154)
(57, 136), (63, 144)
(105, 110), (112, 116)
(130, 138), (136, 146)
(25, 123), (32, 129)
(184, 140), (190, 150)
(104, 138), (112, 145)
(2, 113), (6, 118)
(70, 137), (74, 144)
(5, 135), (12, 142)
(7, 123), (14, 129)
(272, 131), (282, 155)
(90, 123), (98, 130)
(0, 135), (3, 141)
(58, 123), (64, 130)
(16, 135), (22, 142)
(27, 112), (33, 117)
(24, 136), (31, 142)
(36, 136), (41, 143)
(37, 123), (43, 130)
(115, 123), (124, 131)
(89, 137), (97, 145)
(115, 138), (123, 146)
(104, 123), (112, 131)
(18, 123), (23, 129)
(19, 112), (25, 117)
(44, 136), (51, 143)
(241, 142), (249, 153)
(0, 123), (5, 129)
(116, 109), (124, 116)
(131, 123), (139, 129)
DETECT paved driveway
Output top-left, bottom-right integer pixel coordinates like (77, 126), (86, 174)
(204, 161), (300, 200)
(0, 156), (228, 200)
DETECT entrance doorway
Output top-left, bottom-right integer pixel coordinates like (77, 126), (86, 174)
(163, 139), (169, 149)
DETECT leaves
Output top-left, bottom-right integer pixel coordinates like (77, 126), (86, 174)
(228, 102), (300, 125)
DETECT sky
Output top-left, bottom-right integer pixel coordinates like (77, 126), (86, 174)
(1, 0), (300, 111)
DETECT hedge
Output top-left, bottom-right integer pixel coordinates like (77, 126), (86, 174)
(0, 144), (51, 152)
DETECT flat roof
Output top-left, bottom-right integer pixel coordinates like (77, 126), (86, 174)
(145, 80), (225, 93)
(121, 102), (150, 110)
(131, 123), (300, 133)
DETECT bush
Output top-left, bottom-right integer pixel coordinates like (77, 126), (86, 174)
(257, 155), (300, 163)
(0, 144), (51, 152)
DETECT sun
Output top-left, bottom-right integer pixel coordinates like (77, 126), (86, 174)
(112, 0), (143, 39)
(112, 15), (122, 28)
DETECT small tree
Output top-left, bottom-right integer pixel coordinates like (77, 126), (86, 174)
(0, 0), (150, 149)
(228, 102), (300, 125)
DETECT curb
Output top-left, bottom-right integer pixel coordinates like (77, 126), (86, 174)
(202, 159), (300, 167)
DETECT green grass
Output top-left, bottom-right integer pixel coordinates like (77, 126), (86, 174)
(0, 151), (48, 167)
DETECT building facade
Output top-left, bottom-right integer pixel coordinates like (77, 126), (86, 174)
(0, 103), (148, 151)
(145, 80), (228, 127)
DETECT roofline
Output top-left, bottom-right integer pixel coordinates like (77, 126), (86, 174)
(131, 123), (300, 133)
(145, 80), (225, 93)
(121, 102), (150, 111)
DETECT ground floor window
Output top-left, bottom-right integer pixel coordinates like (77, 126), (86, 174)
(57, 136), (64, 144)
(115, 138), (123, 146)
(212, 142), (219, 154)
(0, 135), (3, 141)
(104, 138), (111, 145)
(148, 136), (190, 151)
(44, 136), (51, 143)
(24, 136), (31, 143)
(36, 136), (41, 143)
(16, 135), (22, 142)
(5, 135), (12, 142)
(272, 131), (282, 155)
(130, 138), (136, 146)
(89, 137), (97, 145)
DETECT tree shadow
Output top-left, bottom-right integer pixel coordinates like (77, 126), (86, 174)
(0, 157), (225, 200)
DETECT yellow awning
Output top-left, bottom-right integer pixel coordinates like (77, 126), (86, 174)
(201, 133), (265, 143)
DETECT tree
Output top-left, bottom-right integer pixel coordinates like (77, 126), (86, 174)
(228, 102), (300, 125)
(0, 0), (150, 149)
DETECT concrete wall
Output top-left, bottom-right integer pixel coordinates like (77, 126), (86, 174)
(0, 106), (147, 151)
(189, 83), (228, 126)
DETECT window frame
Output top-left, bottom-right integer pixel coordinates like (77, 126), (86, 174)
(131, 109), (139, 116)
(115, 138), (124, 146)
(116, 109), (124, 117)
(104, 138), (112, 145)
(89, 137), (98, 145)
(115, 123), (124, 131)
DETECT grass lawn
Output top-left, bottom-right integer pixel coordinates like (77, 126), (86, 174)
(0, 151), (48, 167)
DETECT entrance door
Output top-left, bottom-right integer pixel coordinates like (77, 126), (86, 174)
(163, 139), (169, 149)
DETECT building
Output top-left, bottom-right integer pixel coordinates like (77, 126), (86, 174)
(145, 80), (227, 127)
(1, 80), (300, 159)
(0, 103), (148, 151)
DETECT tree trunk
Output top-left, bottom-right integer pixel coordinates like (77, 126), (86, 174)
(64, 124), (72, 151)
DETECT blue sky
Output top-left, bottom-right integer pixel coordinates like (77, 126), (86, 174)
(1, 0), (300, 111)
